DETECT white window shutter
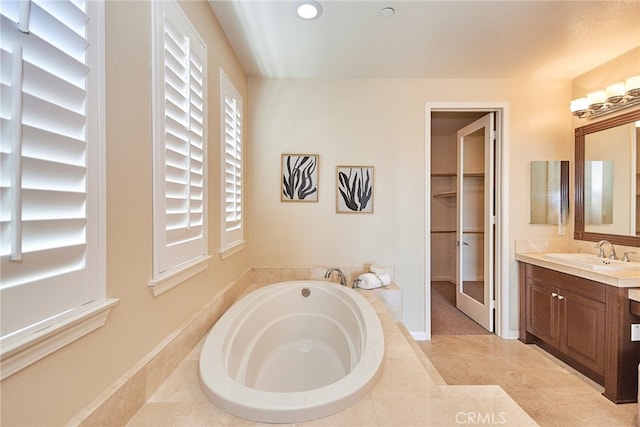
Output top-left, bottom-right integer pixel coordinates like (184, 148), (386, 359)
(220, 71), (243, 251)
(0, 0), (102, 339)
(152, 0), (208, 280)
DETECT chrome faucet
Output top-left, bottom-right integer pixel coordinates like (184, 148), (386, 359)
(595, 240), (617, 260)
(324, 268), (347, 286)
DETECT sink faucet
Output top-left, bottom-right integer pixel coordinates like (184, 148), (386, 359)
(324, 268), (346, 286)
(595, 240), (617, 260)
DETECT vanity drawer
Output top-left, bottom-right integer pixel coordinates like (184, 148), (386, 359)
(525, 264), (605, 303)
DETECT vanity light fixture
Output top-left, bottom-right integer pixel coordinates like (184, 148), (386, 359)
(570, 75), (640, 119)
(296, 0), (322, 20)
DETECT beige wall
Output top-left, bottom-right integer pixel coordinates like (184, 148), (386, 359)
(248, 77), (573, 335)
(2, 1), (636, 423)
(0, 2), (251, 425)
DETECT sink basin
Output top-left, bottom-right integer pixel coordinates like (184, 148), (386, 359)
(544, 253), (640, 272)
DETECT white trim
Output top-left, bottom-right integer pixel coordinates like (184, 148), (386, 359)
(0, 298), (119, 380)
(148, 255), (211, 296)
(219, 240), (246, 260)
(424, 102), (511, 340)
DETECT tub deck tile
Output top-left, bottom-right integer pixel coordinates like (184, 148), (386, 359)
(127, 286), (538, 427)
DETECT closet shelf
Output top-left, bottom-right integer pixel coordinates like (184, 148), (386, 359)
(433, 191), (456, 198)
(430, 229), (485, 234)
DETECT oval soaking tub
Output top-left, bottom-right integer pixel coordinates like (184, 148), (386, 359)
(198, 280), (385, 423)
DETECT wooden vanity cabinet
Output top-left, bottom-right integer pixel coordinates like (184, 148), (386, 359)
(519, 262), (640, 403)
(523, 265), (605, 380)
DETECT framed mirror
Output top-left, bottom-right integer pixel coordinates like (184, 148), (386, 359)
(575, 109), (640, 247)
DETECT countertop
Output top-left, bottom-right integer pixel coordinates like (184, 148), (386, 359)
(515, 253), (640, 288)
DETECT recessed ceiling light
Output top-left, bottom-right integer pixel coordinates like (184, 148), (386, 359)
(380, 7), (395, 17)
(297, 1), (323, 20)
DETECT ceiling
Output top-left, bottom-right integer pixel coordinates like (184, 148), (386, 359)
(208, 0), (640, 80)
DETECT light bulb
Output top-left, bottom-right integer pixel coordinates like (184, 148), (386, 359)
(570, 97), (589, 116)
(586, 90), (606, 110)
(626, 76), (640, 97)
(297, 1), (322, 20)
(605, 82), (626, 104)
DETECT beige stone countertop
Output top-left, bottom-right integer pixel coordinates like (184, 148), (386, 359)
(515, 253), (640, 288)
(628, 288), (640, 302)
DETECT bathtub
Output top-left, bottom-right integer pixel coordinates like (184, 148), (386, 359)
(198, 280), (385, 423)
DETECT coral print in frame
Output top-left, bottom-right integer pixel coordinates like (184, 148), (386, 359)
(281, 154), (319, 202)
(336, 166), (374, 213)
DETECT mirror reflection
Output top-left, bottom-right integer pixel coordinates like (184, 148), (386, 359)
(584, 123), (636, 235)
(574, 109), (640, 247)
(530, 160), (569, 225)
(584, 161), (613, 226)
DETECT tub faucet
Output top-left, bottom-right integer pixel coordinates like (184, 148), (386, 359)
(324, 268), (346, 286)
(595, 240), (617, 260)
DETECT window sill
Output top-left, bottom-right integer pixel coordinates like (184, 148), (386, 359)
(0, 298), (119, 380)
(219, 240), (246, 260)
(148, 255), (211, 297)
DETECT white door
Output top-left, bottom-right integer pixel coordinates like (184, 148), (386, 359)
(455, 113), (495, 332)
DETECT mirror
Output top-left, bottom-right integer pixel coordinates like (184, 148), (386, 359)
(530, 160), (569, 225)
(575, 109), (640, 247)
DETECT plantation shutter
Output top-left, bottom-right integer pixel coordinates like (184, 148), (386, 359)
(221, 71), (243, 250)
(153, 1), (207, 276)
(0, 0), (100, 338)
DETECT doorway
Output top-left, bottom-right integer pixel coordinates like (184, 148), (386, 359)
(425, 103), (509, 339)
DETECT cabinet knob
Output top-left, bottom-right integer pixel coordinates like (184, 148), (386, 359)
(551, 292), (558, 298)
(558, 295), (565, 300)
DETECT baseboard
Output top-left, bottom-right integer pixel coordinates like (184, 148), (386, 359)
(409, 330), (427, 341)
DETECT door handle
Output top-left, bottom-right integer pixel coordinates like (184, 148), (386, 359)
(456, 241), (470, 246)
(551, 292), (558, 298)
(557, 295), (565, 300)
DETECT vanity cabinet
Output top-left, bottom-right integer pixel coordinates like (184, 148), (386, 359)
(519, 262), (640, 403)
(525, 274), (605, 377)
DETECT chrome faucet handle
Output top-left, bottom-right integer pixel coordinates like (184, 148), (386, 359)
(622, 251), (636, 262)
(594, 242), (606, 258)
(352, 278), (362, 289)
(608, 244), (617, 260)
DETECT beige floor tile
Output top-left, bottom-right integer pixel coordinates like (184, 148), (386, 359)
(370, 357), (442, 400)
(301, 396), (379, 426)
(372, 397), (443, 426)
(148, 360), (208, 403)
(419, 335), (636, 427)
(383, 330), (416, 359)
(126, 402), (224, 426)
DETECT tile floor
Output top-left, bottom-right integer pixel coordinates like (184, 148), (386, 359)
(126, 288), (634, 426)
(419, 335), (637, 427)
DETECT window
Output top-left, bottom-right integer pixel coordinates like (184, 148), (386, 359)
(150, 0), (209, 295)
(0, 0), (114, 379)
(220, 70), (244, 257)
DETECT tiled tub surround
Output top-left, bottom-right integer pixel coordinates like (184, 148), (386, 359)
(128, 286), (537, 426)
(70, 265), (536, 426)
(68, 266), (395, 426)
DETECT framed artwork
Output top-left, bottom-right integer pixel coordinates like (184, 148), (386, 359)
(281, 154), (319, 202)
(336, 166), (374, 213)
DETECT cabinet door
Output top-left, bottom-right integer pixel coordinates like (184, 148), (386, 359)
(526, 279), (559, 347)
(560, 290), (605, 375)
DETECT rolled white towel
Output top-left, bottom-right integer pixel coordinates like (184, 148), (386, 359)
(370, 265), (387, 275)
(374, 272), (392, 286)
(357, 273), (383, 289)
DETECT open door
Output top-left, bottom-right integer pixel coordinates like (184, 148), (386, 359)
(455, 113), (495, 332)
